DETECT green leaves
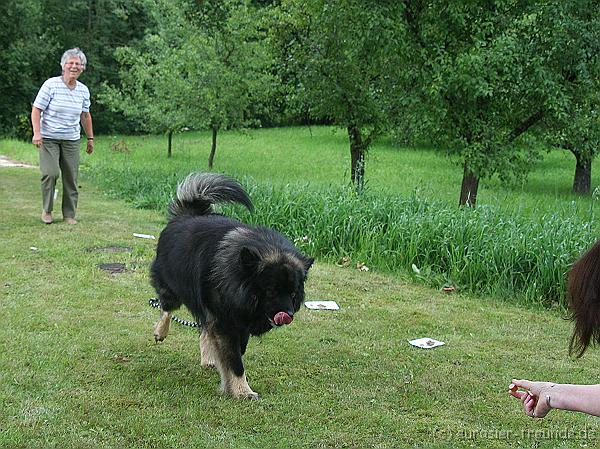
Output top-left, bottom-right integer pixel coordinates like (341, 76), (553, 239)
(399, 1), (600, 201)
(268, 0), (408, 188)
(98, 0), (274, 158)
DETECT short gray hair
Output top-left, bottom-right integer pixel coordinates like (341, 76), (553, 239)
(60, 48), (87, 70)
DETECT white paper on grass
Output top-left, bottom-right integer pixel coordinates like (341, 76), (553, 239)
(305, 300), (340, 310)
(133, 233), (156, 240)
(408, 337), (445, 349)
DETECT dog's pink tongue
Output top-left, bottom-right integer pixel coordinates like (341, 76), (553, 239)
(274, 311), (293, 326)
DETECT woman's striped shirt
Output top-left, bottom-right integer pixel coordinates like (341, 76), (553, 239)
(33, 76), (91, 141)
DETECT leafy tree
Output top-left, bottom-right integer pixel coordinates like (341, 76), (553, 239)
(100, 35), (207, 156)
(401, 0), (600, 204)
(101, 0), (271, 163)
(550, 97), (600, 194)
(269, 0), (406, 192)
(189, 0), (273, 168)
(530, 2), (600, 194)
(400, 1), (547, 206)
(0, 0), (57, 137)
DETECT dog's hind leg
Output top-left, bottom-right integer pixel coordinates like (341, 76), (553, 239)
(153, 308), (171, 342)
(200, 329), (217, 368)
(153, 287), (178, 342)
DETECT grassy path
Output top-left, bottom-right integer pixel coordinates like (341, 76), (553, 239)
(0, 167), (598, 448)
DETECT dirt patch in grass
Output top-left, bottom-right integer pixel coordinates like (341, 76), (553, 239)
(0, 155), (35, 168)
(88, 245), (133, 253)
(97, 262), (128, 274)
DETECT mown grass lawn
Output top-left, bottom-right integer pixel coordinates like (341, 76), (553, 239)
(1, 167), (599, 448)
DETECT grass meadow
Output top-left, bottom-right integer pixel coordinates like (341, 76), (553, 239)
(1, 167), (600, 449)
(4, 126), (600, 211)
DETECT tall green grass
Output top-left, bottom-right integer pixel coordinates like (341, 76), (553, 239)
(85, 160), (595, 307)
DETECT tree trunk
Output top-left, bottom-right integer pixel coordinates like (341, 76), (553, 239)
(572, 149), (592, 194)
(459, 162), (479, 207)
(208, 125), (218, 169)
(347, 124), (366, 193)
(167, 130), (173, 158)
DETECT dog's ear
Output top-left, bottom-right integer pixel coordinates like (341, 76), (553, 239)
(303, 257), (315, 272)
(240, 247), (261, 271)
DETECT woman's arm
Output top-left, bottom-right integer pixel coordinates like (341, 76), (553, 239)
(80, 111), (94, 154)
(549, 383), (600, 416)
(31, 107), (43, 147)
(80, 111), (93, 139)
(510, 379), (600, 417)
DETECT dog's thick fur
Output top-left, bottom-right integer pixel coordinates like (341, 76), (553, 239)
(150, 173), (313, 399)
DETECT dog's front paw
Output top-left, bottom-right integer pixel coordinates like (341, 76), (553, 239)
(201, 360), (216, 369)
(200, 330), (217, 367)
(221, 374), (260, 400)
(225, 388), (259, 401)
(153, 324), (168, 342)
(242, 391), (260, 401)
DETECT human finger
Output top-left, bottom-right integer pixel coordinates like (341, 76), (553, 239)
(525, 396), (539, 417)
(510, 390), (527, 400)
(508, 383), (528, 399)
(512, 379), (534, 391)
(523, 394), (537, 414)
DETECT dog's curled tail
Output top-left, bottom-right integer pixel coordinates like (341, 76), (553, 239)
(168, 172), (253, 219)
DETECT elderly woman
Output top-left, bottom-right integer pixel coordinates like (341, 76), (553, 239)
(31, 48), (94, 225)
(509, 240), (600, 418)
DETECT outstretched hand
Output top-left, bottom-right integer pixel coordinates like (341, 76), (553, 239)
(509, 379), (554, 418)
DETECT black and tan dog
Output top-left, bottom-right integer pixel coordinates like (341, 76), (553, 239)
(150, 173), (313, 399)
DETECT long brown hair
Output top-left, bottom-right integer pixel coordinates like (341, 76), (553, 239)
(568, 240), (600, 357)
